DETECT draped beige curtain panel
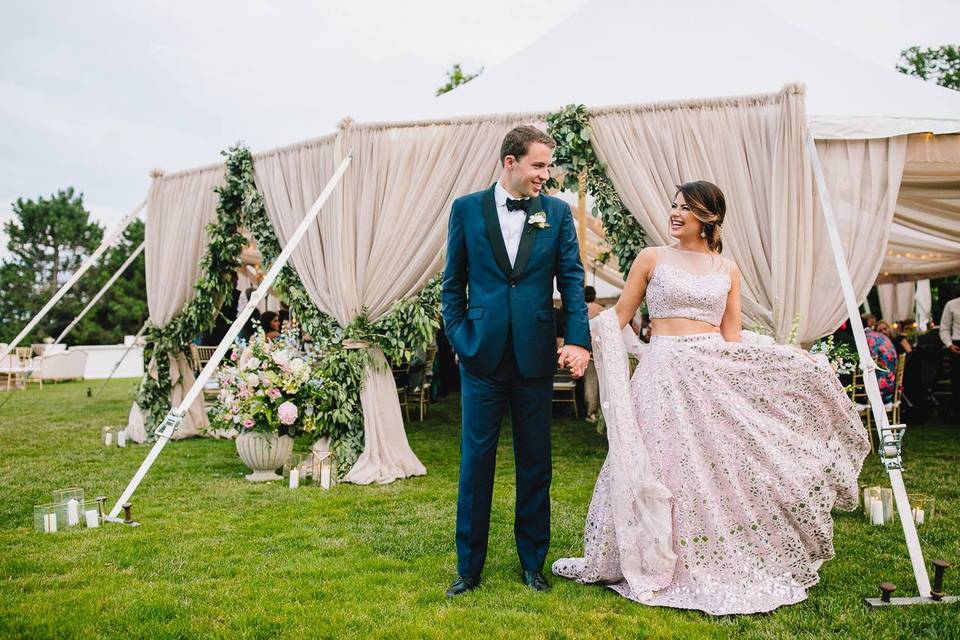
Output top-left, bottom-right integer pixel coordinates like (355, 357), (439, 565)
(129, 166), (225, 440)
(877, 281), (917, 325)
(253, 118), (523, 483)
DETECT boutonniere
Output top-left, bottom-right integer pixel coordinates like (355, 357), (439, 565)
(527, 211), (549, 229)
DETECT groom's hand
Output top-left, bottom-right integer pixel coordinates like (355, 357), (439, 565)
(557, 344), (590, 379)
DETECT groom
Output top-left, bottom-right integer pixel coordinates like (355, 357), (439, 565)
(441, 125), (591, 596)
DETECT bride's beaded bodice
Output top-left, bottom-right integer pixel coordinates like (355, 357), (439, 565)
(645, 247), (731, 326)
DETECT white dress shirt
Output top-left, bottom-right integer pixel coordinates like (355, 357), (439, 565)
(494, 181), (528, 268)
(940, 297), (960, 347)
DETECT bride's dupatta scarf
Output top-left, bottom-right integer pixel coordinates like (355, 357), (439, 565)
(591, 308), (677, 597)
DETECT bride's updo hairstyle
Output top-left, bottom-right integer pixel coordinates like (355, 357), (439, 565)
(675, 181), (725, 254)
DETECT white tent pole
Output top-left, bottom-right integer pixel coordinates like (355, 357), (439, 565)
(0, 201), (145, 363)
(54, 241), (145, 345)
(106, 152), (353, 522)
(805, 132), (931, 598)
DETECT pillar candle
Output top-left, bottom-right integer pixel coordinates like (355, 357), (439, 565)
(66, 499), (80, 526)
(913, 507), (925, 525)
(84, 509), (100, 528)
(44, 512), (57, 533)
(117, 431), (127, 448)
(104, 432), (113, 446)
(289, 468), (299, 489)
(870, 497), (884, 525)
(320, 463), (331, 489)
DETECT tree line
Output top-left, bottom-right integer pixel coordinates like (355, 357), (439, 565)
(0, 188), (146, 345)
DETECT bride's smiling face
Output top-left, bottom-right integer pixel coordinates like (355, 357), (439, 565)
(668, 193), (704, 241)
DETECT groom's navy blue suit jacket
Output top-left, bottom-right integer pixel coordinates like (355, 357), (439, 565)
(441, 183), (591, 378)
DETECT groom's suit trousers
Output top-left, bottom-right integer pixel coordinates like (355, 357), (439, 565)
(456, 330), (554, 577)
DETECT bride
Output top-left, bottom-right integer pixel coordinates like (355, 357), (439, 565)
(553, 181), (870, 615)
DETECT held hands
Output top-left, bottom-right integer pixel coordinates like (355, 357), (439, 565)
(949, 344), (960, 354)
(557, 344), (590, 379)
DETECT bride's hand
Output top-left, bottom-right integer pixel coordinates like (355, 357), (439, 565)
(557, 344), (590, 378)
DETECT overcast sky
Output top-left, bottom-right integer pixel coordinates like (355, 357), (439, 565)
(0, 0), (589, 250)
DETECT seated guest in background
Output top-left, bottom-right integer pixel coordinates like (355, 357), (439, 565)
(865, 316), (897, 404)
(862, 313), (877, 331)
(876, 320), (912, 355)
(940, 294), (960, 423)
(260, 311), (281, 340)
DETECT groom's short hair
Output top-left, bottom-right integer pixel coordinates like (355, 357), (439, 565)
(500, 125), (556, 165)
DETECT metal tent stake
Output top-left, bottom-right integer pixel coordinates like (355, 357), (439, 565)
(806, 132), (952, 606)
(105, 151), (353, 524)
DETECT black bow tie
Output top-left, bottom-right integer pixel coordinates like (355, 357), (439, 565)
(505, 197), (530, 213)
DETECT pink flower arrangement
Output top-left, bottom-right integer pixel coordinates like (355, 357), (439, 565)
(211, 329), (317, 436)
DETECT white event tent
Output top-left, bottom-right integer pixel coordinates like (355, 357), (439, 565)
(123, 0), (958, 456)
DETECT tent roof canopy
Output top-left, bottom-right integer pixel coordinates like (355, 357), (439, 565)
(362, 0), (960, 140)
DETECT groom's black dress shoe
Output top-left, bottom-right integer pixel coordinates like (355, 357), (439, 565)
(446, 575), (481, 597)
(522, 569), (551, 592)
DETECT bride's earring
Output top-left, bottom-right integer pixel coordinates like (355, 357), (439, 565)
(700, 229), (707, 239)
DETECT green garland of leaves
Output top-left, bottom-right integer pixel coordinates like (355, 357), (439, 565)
(546, 104), (646, 277)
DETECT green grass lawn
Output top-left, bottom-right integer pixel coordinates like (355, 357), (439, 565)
(0, 380), (958, 639)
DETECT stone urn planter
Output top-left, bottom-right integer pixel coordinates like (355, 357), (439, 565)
(236, 432), (294, 481)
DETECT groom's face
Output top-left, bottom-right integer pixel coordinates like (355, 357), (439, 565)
(503, 142), (553, 198)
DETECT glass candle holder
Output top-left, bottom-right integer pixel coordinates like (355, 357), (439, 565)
(862, 486), (894, 525)
(296, 454), (316, 487)
(317, 452), (335, 490)
(102, 426), (115, 447)
(906, 494), (936, 525)
(80, 499), (102, 528)
(283, 453), (305, 489)
(34, 503), (59, 533)
(52, 487), (85, 528)
(116, 428), (127, 448)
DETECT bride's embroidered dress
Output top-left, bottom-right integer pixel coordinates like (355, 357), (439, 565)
(553, 246), (870, 615)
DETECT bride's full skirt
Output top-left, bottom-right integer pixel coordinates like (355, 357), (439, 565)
(553, 330), (870, 615)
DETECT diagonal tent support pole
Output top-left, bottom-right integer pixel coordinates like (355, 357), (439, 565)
(92, 321), (149, 399)
(105, 152), (353, 523)
(805, 131), (933, 600)
(54, 241), (146, 345)
(0, 201), (145, 364)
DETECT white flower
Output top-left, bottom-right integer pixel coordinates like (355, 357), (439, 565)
(289, 357), (306, 374)
(246, 373), (260, 388)
(527, 211), (549, 229)
(244, 356), (261, 371)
